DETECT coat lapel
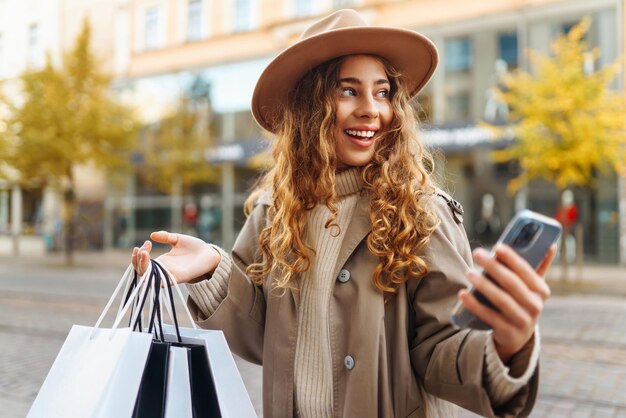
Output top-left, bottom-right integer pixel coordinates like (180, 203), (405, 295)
(331, 190), (373, 280)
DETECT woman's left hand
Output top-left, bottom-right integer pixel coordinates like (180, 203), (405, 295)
(458, 244), (557, 364)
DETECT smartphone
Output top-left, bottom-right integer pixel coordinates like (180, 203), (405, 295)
(450, 209), (562, 330)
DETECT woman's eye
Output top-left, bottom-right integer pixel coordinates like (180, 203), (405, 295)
(377, 89), (390, 98)
(340, 87), (356, 97)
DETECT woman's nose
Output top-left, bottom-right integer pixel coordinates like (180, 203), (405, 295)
(357, 94), (379, 119)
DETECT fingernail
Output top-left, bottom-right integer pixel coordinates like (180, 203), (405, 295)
(473, 248), (487, 259)
(494, 244), (508, 254)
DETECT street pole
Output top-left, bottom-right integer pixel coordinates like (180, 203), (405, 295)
(127, 173), (136, 248)
(103, 182), (113, 250)
(617, 175), (626, 267)
(221, 161), (235, 251)
(171, 174), (183, 233)
(10, 184), (22, 256)
(221, 112), (236, 251)
(0, 188), (8, 233)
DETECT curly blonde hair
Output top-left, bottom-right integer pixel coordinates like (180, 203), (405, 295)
(245, 55), (439, 295)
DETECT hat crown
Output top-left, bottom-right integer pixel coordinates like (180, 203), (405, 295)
(300, 9), (368, 41)
(252, 9), (438, 133)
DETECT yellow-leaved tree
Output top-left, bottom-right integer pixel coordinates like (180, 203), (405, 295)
(0, 20), (139, 264)
(493, 17), (626, 277)
(139, 77), (218, 231)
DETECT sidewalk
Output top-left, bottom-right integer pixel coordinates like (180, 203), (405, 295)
(1, 250), (625, 418)
(546, 264), (626, 296)
(0, 248), (153, 269)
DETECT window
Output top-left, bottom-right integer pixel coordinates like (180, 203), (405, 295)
(445, 92), (471, 122)
(498, 33), (518, 69)
(187, 0), (203, 41)
(144, 6), (162, 50)
(295, 0), (313, 17)
(333, 0), (357, 8)
(561, 22), (576, 35)
(233, 0), (255, 32)
(28, 23), (43, 66)
(445, 38), (472, 73)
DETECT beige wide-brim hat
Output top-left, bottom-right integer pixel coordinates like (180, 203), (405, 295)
(251, 9), (439, 133)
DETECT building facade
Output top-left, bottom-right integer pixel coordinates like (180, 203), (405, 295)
(1, 0), (625, 263)
(113, 0), (626, 263)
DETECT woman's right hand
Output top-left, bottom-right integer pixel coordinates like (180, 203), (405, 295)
(131, 231), (221, 284)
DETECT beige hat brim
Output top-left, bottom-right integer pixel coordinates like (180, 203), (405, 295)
(251, 26), (438, 133)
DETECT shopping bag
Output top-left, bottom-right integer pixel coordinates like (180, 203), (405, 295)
(145, 260), (255, 417)
(160, 325), (256, 418)
(28, 265), (156, 418)
(165, 346), (193, 418)
(187, 343), (222, 417)
(132, 341), (170, 417)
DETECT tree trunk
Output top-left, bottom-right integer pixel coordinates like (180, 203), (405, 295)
(63, 185), (76, 266)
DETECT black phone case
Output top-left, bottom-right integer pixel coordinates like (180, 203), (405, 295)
(451, 209), (562, 330)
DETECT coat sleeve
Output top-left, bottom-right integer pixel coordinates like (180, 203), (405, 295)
(186, 200), (268, 365)
(408, 193), (539, 417)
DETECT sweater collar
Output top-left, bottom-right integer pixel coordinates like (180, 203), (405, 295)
(335, 167), (363, 198)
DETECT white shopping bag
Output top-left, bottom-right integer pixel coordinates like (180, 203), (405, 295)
(28, 326), (153, 418)
(161, 324), (257, 418)
(28, 264), (156, 418)
(164, 346), (193, 418)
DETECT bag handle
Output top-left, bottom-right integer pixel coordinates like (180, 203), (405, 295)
(90, 261), (153, 339)
(125, 259), (190, 343)
(152, 259), (199, 330)
(152, 260), (183, 342)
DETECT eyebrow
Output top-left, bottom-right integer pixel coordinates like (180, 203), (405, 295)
(339, 77), (390, 86)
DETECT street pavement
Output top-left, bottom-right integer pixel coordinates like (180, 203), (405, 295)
(1, 251), (625, 417)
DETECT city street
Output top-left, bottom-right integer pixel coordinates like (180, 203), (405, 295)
(1, 254), (626, 417)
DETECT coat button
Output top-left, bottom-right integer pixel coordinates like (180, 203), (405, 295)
(344, 355), (355, 370)
(337, 269), (351, 283)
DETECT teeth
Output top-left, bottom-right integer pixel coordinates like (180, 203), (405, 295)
(345, 129), (375, 138)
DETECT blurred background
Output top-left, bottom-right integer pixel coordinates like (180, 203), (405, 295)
(0, 0), (624, 265)
(0, 1), (626, 417)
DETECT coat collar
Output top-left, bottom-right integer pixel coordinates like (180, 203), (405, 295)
(257, 189), (373, 309)
(330, 190), (372, 282)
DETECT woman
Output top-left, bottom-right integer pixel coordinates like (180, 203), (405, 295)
(133, 9), (555, 418)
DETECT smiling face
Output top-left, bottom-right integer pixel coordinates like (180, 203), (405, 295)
(333, 55), (393, 169)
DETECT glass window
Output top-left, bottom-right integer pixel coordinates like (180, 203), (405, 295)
(561, 22), (576, 34)
(445, 92), (471, 122)
(445, 38), (472, 73)
(28, 23), (43, 66)
(498, 33), (518, 69)
(234, 110), (259, 140)
(234, 0), (252, 32)
(144, 6), (161, 50)
(333, 0), (357, 8)
(187, 0), (203, 41)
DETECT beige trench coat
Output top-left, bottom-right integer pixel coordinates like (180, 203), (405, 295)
(189, 190), (538, 418)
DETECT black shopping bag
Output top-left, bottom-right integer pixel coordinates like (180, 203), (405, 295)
(188, 344), (221, 417)
(130, 260), (224, 418)
(133, 341), (170, 417)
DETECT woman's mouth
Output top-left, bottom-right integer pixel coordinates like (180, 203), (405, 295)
(344, 129), (377, 147)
